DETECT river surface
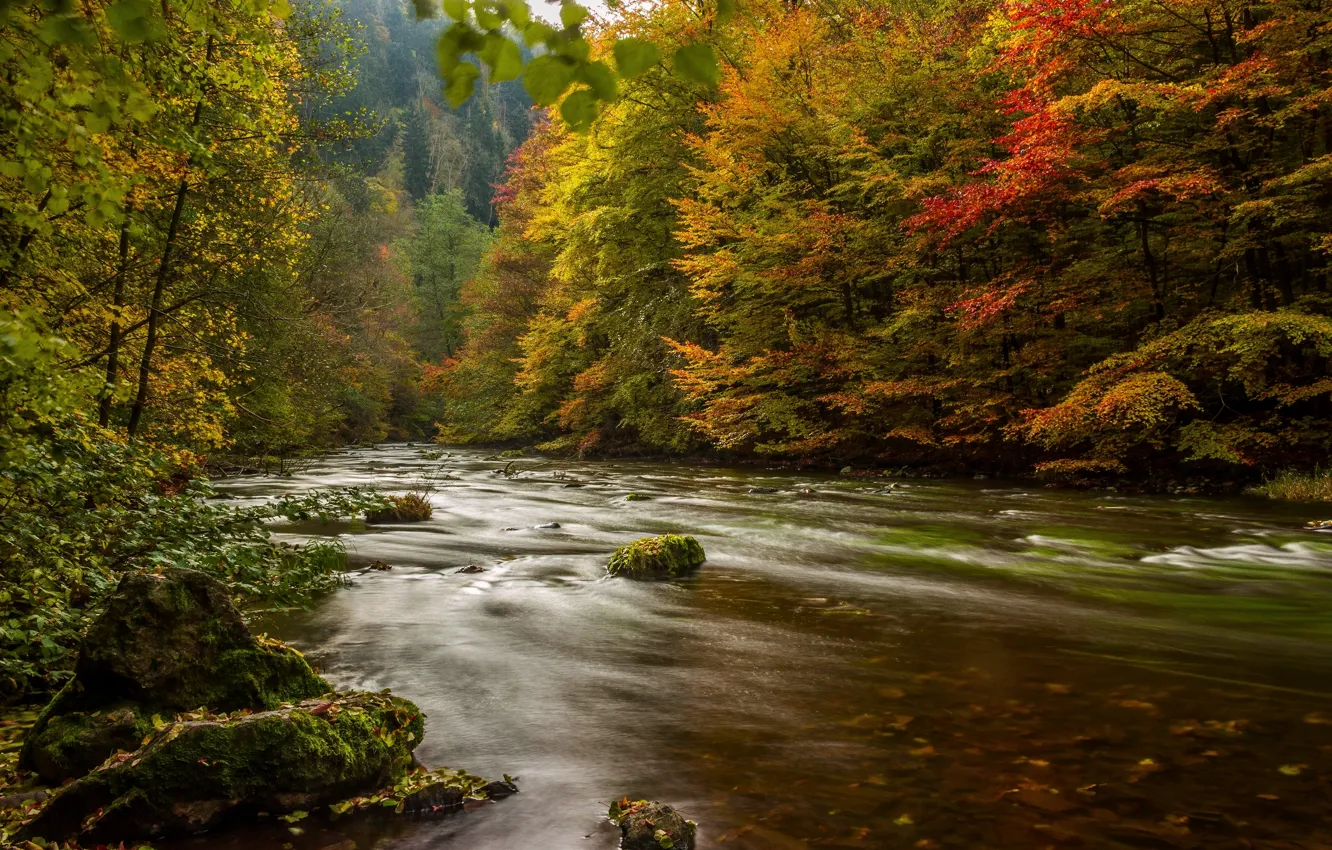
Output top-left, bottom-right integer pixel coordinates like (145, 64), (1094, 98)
(190, 444), (1332, 850)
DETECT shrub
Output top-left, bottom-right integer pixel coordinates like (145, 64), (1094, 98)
(366, 492), (433, 523)
(1248, 469), (1332, 502)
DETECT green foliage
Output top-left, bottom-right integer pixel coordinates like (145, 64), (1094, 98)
(1248, 469), (1332, 502)
(0, 311), (386, 698)
(393, 190), (493, 363)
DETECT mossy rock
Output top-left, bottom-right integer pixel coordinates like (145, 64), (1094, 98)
(606, 535), (706, 580)
(624, 493), (652, 502)
(611, 799), (697, 850)
(21, 568), (330, 783)
(17, 692), (425, 843)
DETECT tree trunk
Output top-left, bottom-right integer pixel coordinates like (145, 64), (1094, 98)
(126, 37), (212, 438)
(98, 214), (132, 428)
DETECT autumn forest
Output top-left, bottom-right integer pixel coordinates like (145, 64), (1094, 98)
(4, 0), (1332, 845)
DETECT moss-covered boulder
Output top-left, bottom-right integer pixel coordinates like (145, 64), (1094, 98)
(610, 799), (697, 850)
(20, 568), (330, 783)
(606, 535), (706, 580)
(17, 692), (424, 844)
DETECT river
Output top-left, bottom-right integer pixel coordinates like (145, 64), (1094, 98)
(187, 444), (1332, 850)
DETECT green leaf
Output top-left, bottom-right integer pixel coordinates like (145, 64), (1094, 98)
(559, 2), (589, 28)
(559, 87), (598, 132)
(613, 37), (659, 78)
(577, 60), (617, 101)
(523, 54), (575, 106)
(444, 62), (480, 108)
(488, 38), (523, 83)
(716, 0), (735, 22)
(475, 1), (503, 29)
(672, 42), (720, 86)
(105, 0), (155, 42)
(442, 0), (465, 20)
(505, 0), (530, 28)
(39, 13), (95, 46)
(436, 22), (484, 74)
(270, 0), (293, 19)
(522, 20), (556, 47)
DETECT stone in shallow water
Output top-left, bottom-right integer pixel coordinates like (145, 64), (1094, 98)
(612, 799), (696, 850)
(21, 568), (329, 782)
(606, 535), (706, 581)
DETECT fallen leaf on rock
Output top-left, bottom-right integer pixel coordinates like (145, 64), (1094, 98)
(1278, 764), (1306, 776)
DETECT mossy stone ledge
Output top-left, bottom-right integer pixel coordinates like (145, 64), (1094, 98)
(16, 691), (425, 843)
(20, 567), (330, 783)
(606, 535), (706, 580)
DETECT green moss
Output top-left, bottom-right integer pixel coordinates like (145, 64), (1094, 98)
(21, 704), (153, 782)
(21, 569), (331, 783)
(624, 493), (652, 502)
(19, 692), (425, 843)
(607, 535), (706, 580)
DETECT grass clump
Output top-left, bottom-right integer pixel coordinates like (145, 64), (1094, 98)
(1248, 468), (1332, 501)
(366, 493), (433, 524)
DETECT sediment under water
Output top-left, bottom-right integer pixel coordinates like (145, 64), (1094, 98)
(180, 445), (1332, 850)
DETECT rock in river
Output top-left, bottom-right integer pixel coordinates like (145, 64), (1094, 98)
(15, 567), (518, 843)
(611, 799), (697, 850)
(21, 568), (329, 783)
(606, 535), (706, 580)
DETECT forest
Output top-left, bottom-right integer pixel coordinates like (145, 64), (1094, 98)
(432, 0), (1332, 488)
(3, 0), (1332, 845)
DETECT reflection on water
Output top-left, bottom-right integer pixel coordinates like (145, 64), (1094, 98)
(180, 446), (1332, 850)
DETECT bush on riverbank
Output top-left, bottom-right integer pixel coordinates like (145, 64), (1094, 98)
(1249, 469), (1332, 502)
(0, 316), (387, 700)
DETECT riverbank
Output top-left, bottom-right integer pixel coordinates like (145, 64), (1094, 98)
(437, 440), (1328, 499)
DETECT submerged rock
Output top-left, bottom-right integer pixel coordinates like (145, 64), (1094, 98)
(623, 493), (651, 502)
(368, 560), (393, 571)
(536, 522), (561, 529)
(21, 569), (329, 782)
(17, 692), (424, 843)
(606, 535), (706, 581)
(456, 564), (486, 574)
(747, 487), (779, 494)
(610, 799), (697, 850)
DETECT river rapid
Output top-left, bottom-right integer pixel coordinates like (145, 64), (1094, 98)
(188, 444), (1332, 850)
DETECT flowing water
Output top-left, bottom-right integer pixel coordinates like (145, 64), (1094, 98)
(186, 445), (1332, 850)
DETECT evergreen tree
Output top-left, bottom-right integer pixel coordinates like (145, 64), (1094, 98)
(402, 107), (432, 201)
